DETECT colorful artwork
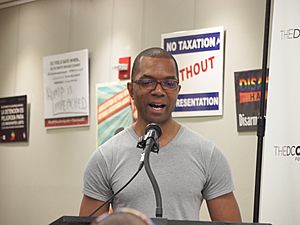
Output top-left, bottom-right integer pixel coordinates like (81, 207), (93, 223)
(96, 81), (136, 146)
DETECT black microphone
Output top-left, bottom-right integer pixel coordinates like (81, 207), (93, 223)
(144, 123), (162, 143)
(114, 127), (124, 135)
(137, 123), (162, 153)
(143, 123), (163, 218)
(89, 124), (162, 218)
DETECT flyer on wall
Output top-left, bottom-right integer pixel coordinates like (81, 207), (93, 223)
(162, 26), (224, 117)
(234, 69), (269, 132)
(43, 49), (89, 129)
(0, 95), (28, 143)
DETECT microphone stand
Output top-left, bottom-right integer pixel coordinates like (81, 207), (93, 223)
(137, 132), (163, 218)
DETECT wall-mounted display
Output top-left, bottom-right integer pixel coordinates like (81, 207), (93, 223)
(234, 69), (268, 132)
(0, 95), (28, 143)
(43, 49), (89, 129)
(96, 81), (136, 147)
(162, 26), (224, 117)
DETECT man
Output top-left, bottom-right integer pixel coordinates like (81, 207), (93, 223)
(80, 47), (241, 222)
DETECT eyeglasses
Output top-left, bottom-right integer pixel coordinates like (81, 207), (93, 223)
(133, 79), (179, 90)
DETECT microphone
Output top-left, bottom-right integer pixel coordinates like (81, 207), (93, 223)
(144, 123), (162, 143)
(114, 127), (124, 135)
(137, 123), (162, 152)
(89, 123), (163, 218)
(142, 123), (163, 218)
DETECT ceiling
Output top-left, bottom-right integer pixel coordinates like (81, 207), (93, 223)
(0, 0), (37, 9)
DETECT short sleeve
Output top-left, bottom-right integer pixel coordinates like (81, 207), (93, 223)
(82, 149), (113, 201)
(202, 146), (234, 200)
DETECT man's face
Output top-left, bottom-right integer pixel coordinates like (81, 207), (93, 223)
(128, 56), (180, 125)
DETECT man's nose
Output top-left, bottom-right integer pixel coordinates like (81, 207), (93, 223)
(151, 81), (165, 95)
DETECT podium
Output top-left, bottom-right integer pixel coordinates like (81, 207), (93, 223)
(49, 216), (271, 225)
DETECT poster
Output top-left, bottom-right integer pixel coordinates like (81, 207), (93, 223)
(162, 27), (224, 117)
(260, 0), (300, 224)
(234, 69), (268, 132)
(97, 81), (136, 147)
(43, 49), (89, 128)
(0, 95), (28, 143)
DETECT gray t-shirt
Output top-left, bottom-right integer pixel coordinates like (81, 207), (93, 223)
(83, 125), (234, 220)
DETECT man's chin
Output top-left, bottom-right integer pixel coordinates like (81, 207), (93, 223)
(145, 116), (171, 125)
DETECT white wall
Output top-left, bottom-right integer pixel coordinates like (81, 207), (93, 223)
(0, 0), (265, 225)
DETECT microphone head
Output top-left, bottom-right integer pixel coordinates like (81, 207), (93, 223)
(145, 123), (162, 139)
(114, 127), (124, 135)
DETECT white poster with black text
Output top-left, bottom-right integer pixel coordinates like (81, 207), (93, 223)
(162, 27), (224, 117)
(260, 0), (300, 224)
(43, 49), (89, 128)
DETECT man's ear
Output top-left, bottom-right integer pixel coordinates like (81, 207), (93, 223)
(127, 82), (134, 99)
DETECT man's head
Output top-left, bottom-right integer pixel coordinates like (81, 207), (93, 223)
(130, 47), (179, 82)
(93, 212), (147, 225)
(127, 47), (181, 127)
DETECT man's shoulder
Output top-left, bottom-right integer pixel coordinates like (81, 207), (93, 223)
(97, 126), (138, 158)
(101, 126), (136, 147)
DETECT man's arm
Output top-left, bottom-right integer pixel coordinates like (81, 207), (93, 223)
(206, 192), (242, 222)
(79, 195), (109, 216)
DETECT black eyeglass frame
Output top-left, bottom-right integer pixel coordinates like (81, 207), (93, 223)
(132, 79), (179, 91)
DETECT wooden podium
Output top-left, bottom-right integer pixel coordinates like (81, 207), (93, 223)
(49, 216), (271, 225)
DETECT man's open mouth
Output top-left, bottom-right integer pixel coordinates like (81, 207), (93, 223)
(149, 103), (166, 110)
